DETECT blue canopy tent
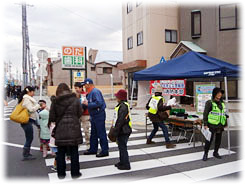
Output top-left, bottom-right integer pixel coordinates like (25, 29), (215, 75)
(132, 51), (240, 154)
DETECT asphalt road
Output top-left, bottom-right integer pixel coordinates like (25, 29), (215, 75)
(3, 98), (243, 183)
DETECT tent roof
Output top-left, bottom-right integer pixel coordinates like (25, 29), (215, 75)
(133, 51), (240, 81)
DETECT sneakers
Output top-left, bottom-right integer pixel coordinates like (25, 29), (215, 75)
(22, 147), (36, 161)
(96, 152), (109, 158)
(202, 153), (208, 161)
(166, 143), (176, 149)
(213, 152), (222, 159)
(51, 166), (57, 172)
(146, 138), (155, 144)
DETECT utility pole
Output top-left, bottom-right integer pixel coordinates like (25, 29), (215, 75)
(19, 2), (33, 88)
(22, 3), (27, 88)
(26, 25), (32, 86)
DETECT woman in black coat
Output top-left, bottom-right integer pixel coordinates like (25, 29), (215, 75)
(49, 83), (83, 179)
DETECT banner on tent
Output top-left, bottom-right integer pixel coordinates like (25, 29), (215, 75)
(150, 80), (186, 96)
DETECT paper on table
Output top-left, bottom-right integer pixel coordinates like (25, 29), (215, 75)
(167, 97), (176, 106)
(201, 126), (212, 141)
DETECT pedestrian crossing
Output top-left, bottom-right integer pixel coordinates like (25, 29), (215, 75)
(3, 105), (16, 121)
(44, 129), (241, 183)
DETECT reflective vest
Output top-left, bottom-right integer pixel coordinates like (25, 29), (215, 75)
(113, 102), (132, 128)
(208, 101), (227, 126)
(148, 95), (165, 114)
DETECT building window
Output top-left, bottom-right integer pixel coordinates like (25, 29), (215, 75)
(103, 67), (112, 74)
(91, 67), (95, 71)
(165, 30), (177, 43)
(128, 36), (133, 50)
(191, 10), (201, 38)
(137, 31), (143, 46)
(127, 2), (133, 14)
(136, 1), (142, 7)
(219, 4), (238, 31)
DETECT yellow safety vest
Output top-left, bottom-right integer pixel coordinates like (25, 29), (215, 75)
(208, 101), (227, 126)
(113, 102), (132, 128)
(148, 95), (165, 114)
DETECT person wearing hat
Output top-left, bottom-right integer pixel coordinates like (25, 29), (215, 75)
(146, 84), (176, 149)
(82, 78), (109, 157)
(202, 87), (228, 161)
(74, 82), (91, 150)
(112, 89), (132, 170)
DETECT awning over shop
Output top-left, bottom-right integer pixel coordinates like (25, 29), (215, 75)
(133, 51), (240, 81)
(118, 60), (146, 71)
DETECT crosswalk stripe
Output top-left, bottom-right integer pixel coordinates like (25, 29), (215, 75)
(131, 160), (242, 184)
(48, 148), (235, 182)
(78, 135), (186, 151)
(45, 141), (203, 166)
(4, 118), (10, 121)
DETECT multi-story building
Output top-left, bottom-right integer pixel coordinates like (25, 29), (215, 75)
(172, 3), (241, 104)
(120, 2), (241, 107)
(119, 1), (179, 107)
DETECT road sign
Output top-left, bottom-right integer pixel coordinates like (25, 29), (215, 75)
(37, 50), (48, 60)
(160, 56), (166, 63)
(73, 71), (84, 83)
(62, 46), (85, 69)
(36, 59), (48, 64)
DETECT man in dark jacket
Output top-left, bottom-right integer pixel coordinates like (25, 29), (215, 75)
(146, 85), (176, 149)
(82, 78), (109, 157)
(202, 87), (228, 161)
(49, 83), (83, 179)
(113, 89), (132, 170)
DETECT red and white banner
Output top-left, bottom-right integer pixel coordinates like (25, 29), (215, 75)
(150, 80), (186, 96)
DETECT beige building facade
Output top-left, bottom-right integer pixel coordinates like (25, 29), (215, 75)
(121, 2), (240, 107)
(120, 1), (179, 107)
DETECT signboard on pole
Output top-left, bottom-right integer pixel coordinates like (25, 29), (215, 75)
(73, 71), (85, 83)
(150, 80), (186, 96)
(196, 84), (215, 113)
(62, 46), (85, 69)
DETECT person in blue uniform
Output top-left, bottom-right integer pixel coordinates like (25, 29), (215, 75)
(82, 78), (109, 157)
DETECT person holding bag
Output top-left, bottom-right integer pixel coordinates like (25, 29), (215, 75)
(112, 89), (132, 170)
(18, 86), (40, 161)
(145, 84), (176, 149)
(202, 88), (228, 161)
(48, 83), (83, 179)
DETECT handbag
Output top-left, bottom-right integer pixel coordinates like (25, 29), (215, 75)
(10, 101), (29, 124)
(108, 125), (117, 142)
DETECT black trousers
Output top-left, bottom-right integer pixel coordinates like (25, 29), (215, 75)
(57, 146), (80, 177)
(204, 130), (223, 154)
(117, 134), (130, 166)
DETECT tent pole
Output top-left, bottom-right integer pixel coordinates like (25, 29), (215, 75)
(224, 76), (231, 155)
(130, 80), (135, 109)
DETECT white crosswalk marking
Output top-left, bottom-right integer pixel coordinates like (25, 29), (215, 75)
(3, 105), (15, 121)
(48, 148), (236, 182)
(44, 128), (240, 183)
(130, 160), (242, 184)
